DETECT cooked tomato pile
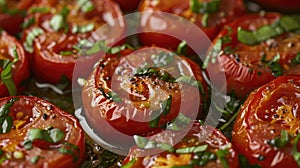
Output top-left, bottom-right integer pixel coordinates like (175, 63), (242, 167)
(1, 0), (300, 167)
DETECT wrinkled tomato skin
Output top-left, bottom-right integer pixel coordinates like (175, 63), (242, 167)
(232, 76), (300, 168)
(207, 13), (300, 99)
(252, 0), (300, 13)
(22, 0), (125, 84)
(0, 32), (29, 98)
(114, 0), (141, 11)
(138, 0), (245, 52)
(0, 96), (85, 168)
(123, 122), (239, 168)
(82, 47), (209, 146)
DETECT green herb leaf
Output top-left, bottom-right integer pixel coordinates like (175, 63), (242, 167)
(166, 113), (191, 131)
(176, 76), (204, 95)
(50, 7), (70, 32)
(149, 110), (160, 128)
(161, 95), (172, 116)
(151, 52), (175, 67)
(108, 91), (122, 102)
(23, 27), (44, 53)
(203, 38), (222, 69)
(238, 155), (261, 168)
(201, 13), (209, 27)
(291, 53), (300, 64)
(292, 133), (300, 167)
(268, 130), (289, 148)
(0, 98), (18, 134)
(77, 0), (94, 13)
(49, 128), (65, 143)
(121, 158), (136, 168)
(177, 41), (187, 55)
(216, 149), (229, 168)
(29, 7), (50, 14)
(190, 0), (221, 14)
(60, 50), (74, 56)
(28, 128), (65, 143)
(1, 46), (19, 96)
(58, 142), (80, 162)
(21, 17), (35, 29)
(0, 0), (7, 13)
(176, 145), (208, 154)
(237, 27), (258, 46)
(71, 23), (94, 34)
(31, 156), (40, 164)
(133, 135), (149, 149)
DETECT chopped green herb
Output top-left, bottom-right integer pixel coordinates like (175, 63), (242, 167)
(261, 53), (282, 77)
(58, 142), (80, 162)
(60, 50), (74, 56)
(203, 38), (222, 69)
(108, 91), (122, 102)
(269, 130), (290, 148)
(27, 127), (65, 143)
(216, 149), (229, 168)
(292, 133), (300, 167)
(21, 17), (35, 29)
(1, 46), (19, 96)
(291, 53), (300, 64)
(190, 0), (221, 14)
(0, 0), (6, 13)
(166, 113), (191, 131)
(0, 98), (18, 134)
(177, 41), (187, 55)
(29, 7), (50, 14)
(121, 158), (136, 168)
(176, 145), (208, 154)
(238, 155), (261, 168)
(161, 95), (172, 116)
(201, 13), (209, 27)
(0, 156), (6, 164)
(176, 76), (204, 95)
(149, 110), (160, 128)
(31, 156), (40, 164)
(23, 27), (44, 53)
(151, 52), (175, 67)
(50, 7), (70, 32)
(71, 23), (94, 34)
(77, 0), (94, 13)
(133, 135), (150, 149)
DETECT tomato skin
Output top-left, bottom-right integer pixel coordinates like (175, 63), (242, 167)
(0, 0), (33, 34)
(114, 0), (141, 11)
(22, 0), (125, 84)
(232, 76), (300, 168)
(123, 122), (239, 168)
(252, 0), (300, 13)
(0, 31), (29, 98)
(138, 0), (245, 52)
(82, 47), (209, 146)
(206, 13), (300, 99)
(0, 96), (85, 168)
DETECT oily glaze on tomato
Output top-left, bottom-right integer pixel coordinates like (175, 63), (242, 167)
(252, 0), (300, 13)
(82, 47), (209, 145)
(114, 0), (141, 11)
(122, 122), (239, 168)
(205, 13), (300, 99)
(232, 76), (300, 168)
(0, 0), (33, 34)
(138, 0), (245, 52)
(22, 0), (125, 84)
(0, 96), (85, 168)
(0, 31), (29, 98)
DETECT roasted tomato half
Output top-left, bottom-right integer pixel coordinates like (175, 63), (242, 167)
(252, 0), (300, 13)
(0, 31), (29, 98)
(22, 0), (125, 84)
(232, 76), (300, 167)
(82, 46), (209, 145)
(138, 0), (245, 52)
(114, 0), (141, 11)
(0, 96), (85, 167)
(205, 13), (300, 99)
(122, 122), (239, 168)
(0, 0), (33, 34)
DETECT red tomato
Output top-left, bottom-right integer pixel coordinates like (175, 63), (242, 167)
(114, 0), (141, 11)
(122, 122), (239, 167)
(0, 96), (85, 167)
(206, 13), (300, 99)
(0, 31), (29, 98)
(138, 0), (245, 52)
(22, 0), (125, 84)
(82, 47), (209, 146)
(0, 0), (33, 34)
(232, 76), (300, 167)
(252, 0), (300, 13)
